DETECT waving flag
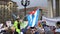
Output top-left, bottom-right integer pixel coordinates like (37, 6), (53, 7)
(27, 9), (40, 27)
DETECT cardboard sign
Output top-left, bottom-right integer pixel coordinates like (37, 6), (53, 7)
(0, 24), (3, 28)
(6, 21), (11, 27)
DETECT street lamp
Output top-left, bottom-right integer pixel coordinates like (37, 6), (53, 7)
(21, 0), (30, 21)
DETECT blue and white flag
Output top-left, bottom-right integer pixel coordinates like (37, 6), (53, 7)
(27, 9), (40, 27)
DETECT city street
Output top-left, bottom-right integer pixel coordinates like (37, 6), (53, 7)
(0, 0), (60, 34)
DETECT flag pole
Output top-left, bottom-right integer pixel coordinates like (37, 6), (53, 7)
(39, 9), (43, 20)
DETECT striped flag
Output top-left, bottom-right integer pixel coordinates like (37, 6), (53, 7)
(27, 9), (40, 27)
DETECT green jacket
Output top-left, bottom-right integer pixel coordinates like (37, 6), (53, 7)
(13, 20), (28, 34)
(13, 20), (21, 34)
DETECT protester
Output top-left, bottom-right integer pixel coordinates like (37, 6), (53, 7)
(13, 18), (21, 34)
(0, 22), (10, 34)
(56, 21), (60, 28)
(37, 20), (44, 34)
(42, 21), (47, 28)
(26, 27), (39, 34)
(42, 21), (54, 34)
(38, 21), (42, 27)
(50, 26), (56, 34)
(55, 21), (60, 34)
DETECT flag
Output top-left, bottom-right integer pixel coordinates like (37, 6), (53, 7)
(27, 9), (40, 27)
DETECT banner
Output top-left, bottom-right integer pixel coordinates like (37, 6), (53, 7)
(42, 16), (60, 27)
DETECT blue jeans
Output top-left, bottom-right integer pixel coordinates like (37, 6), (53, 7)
(35, 32), (39, 34)
(21, 25), (28, 34)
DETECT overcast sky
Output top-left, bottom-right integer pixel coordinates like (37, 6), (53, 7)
(12, 0), (48, 9)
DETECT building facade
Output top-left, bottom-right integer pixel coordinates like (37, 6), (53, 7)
(0, 0), (18, 23)
(47, 0), (60, 18)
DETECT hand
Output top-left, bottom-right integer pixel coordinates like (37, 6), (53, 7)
(27, 26), (30, 29)
(11, 26), (15, 31)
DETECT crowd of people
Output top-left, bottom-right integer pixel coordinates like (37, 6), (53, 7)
(0, 18), (60, 34)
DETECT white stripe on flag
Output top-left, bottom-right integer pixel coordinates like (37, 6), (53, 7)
(32, 10), (37, 27)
